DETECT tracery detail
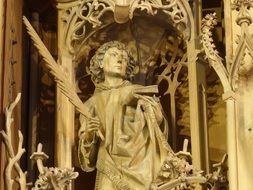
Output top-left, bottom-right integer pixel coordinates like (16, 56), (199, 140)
(57, 0), (192, 54)
(201, 0), (253, 91)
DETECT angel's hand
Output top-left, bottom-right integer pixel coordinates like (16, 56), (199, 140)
(134, 94), (163, 124)
(79, 117), (101, 139)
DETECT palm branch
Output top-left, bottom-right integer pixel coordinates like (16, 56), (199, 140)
(23, 16), (91, 119)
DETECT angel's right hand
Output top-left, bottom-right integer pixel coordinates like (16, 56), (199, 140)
(79, 117), (100, 139)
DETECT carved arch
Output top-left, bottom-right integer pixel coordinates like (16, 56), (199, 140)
(229, 28), (253, 90)
(56, 0), (195, 55)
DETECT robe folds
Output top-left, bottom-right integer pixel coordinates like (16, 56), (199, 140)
(78, 81), (172, 190)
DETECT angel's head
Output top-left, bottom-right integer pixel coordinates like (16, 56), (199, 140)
(89, 41), (135, 84)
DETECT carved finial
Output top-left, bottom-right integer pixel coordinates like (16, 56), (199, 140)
(200, 13), (232, 92)
(232, 0), (253, 26)
(201, 12), (218, 32)
(30, 143), (49, 174)
(201, 13), (222, 63)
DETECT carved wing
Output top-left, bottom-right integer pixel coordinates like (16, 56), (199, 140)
(23, 16), (91, 119)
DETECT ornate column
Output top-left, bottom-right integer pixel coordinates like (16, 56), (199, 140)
(55, 2), (75, 168)
(187, 40), (204, 171)
(193, 0), (202, 35)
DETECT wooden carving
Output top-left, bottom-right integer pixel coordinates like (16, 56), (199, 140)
(57, 0), (192, 54)
(0, 94), (78, 190)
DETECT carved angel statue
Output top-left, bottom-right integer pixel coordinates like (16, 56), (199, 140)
(78, 41), (176, 190)
(23, 17), (210, 190)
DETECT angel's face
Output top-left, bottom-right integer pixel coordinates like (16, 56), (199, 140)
(102, 47), (128, 78)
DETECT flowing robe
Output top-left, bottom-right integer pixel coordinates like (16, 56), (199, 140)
(78, 81), (172, 190)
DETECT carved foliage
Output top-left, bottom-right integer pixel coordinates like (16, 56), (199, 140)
(32, 168), (78, 190)
(151, 145), (228, 190)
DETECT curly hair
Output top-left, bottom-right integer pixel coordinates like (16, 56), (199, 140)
(89, 41), (135, 84)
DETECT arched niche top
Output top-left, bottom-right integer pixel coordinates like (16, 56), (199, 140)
(56, 0), (194, 55)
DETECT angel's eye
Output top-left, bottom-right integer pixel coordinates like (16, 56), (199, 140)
(121, 58), (128, 63)
(110, 52), (118, 57)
